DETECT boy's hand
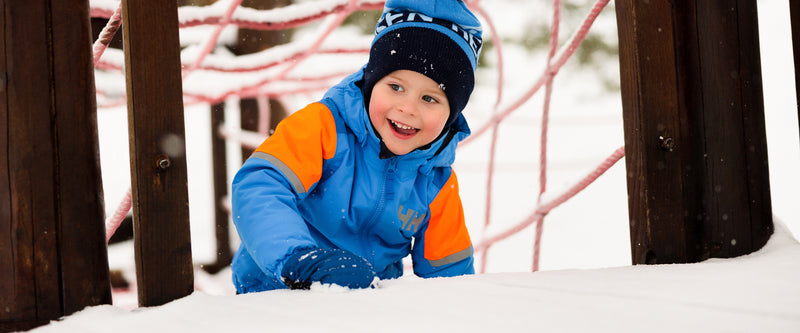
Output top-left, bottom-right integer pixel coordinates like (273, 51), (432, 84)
(281, 248), (377, 289)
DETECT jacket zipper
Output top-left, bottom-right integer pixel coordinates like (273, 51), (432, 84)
(360, 158), (397, 261)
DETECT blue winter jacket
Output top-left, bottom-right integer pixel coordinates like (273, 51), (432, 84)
(231, 69), (474, 293)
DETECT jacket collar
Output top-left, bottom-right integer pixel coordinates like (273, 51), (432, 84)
(321, 67), (471, 173)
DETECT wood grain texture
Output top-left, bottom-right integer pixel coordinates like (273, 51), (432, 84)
(121, 0), (194, 307)
(616, 0), (773, 265)
(1, 0), (110, 329)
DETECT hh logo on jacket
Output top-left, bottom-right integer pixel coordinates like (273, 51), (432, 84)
(398, 205), (426, 233)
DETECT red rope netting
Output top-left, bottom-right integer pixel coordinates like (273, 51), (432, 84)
(93, 0), (623, 272)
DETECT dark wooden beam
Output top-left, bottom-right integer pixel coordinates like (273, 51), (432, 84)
(791, 0), (800, 144)
(616, 0), (691, 264)
(51, 0), (112, 314)
(1, 0), (110, 330)
(616, 0), (773, 264)
(121, 0), (194, 307)
(1, 0), (61, 325)
(204, 103), (233, 274)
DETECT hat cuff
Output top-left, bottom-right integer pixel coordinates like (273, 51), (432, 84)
(363, 26), (475, 127)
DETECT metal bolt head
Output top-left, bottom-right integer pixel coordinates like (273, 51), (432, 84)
(156, 155), (172, 170)
(658, 135), (675, 151)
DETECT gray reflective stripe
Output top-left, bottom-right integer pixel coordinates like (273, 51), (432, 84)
(428, 245), (473, 267)
(250, 151), (306, 194)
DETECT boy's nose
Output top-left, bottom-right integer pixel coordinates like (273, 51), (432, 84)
(398, 98), (417, 115)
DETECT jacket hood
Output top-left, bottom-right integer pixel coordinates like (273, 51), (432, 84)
(321, 67), (471, 172)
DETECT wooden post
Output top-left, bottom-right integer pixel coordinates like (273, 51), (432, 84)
(1, 0), (111, 331)
(615, 0), (773, 264)
(790, 0), (800, 143)
(121, 0), (194, 306)
(204, 102), (234, 274)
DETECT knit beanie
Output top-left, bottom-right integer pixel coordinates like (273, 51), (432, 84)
(363, 0), (483, 128)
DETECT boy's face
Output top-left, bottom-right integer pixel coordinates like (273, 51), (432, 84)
(368, 70), (450, 156)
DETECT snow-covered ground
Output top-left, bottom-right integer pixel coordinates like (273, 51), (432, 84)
(26, 0), (800, 331)
(29, 221), (800, 332)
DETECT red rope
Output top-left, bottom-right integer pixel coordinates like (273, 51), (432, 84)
(470, 3), (507, 274)
(475, 146), (625, 253)
(95, 4), (130, 242)
(90, 4), (116, 20)
(89, 1), (385, 31)
(190, 1), (384, 31)
(180, 1), (383, 31)
(106, 187), (132, 243)
(92, 3), (122, 66)
(472, 4), (505, 111)
(179, 72), (347, 107)
(532, 0), (563, 273)
(472, 0), (612, 272)
(462, 0), (611, 146)
(199, 48), (369, 74)
(182, 0), (244, 79)
(274, 0), (359, 83)
(478, 124), (500, 273)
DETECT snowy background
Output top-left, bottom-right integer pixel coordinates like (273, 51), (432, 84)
(28, 0), (800, 331)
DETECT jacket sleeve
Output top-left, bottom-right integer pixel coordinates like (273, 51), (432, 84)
(411, 170), (475, 278)
(231, 103), (338, 283)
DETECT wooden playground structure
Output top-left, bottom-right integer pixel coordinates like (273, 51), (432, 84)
(2, 0), (797, 331)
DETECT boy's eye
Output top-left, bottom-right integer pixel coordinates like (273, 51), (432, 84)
(422, 95), (439, 103)
(389, 83), (403, 92)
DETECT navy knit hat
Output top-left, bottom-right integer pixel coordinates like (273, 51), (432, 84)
(363, 0), (483, 128)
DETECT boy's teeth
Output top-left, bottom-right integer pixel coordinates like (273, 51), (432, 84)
(391, 120), (414, 130)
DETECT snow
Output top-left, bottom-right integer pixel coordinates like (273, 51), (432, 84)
(178, 0), (351, 26)
(29, 222), (800, 332)
(26, 0), (800, 331)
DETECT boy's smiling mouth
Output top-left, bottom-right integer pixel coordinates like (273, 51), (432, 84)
(389, 119), (419, 136)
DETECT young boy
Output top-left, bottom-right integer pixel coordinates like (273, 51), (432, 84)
(231, 0), (483, 292)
